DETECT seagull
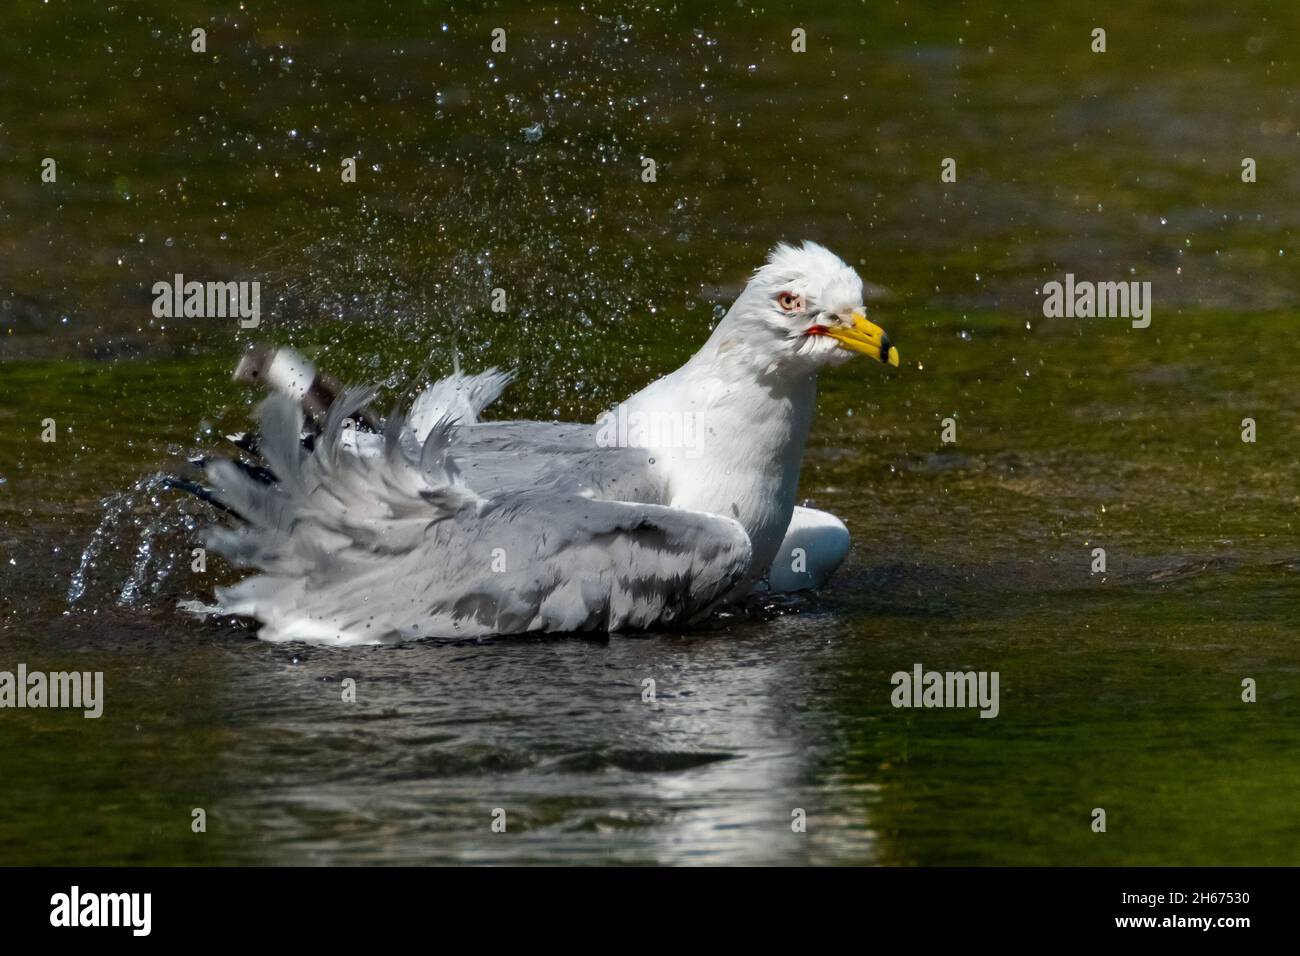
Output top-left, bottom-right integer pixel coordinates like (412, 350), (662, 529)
(192, 241), (898, 644)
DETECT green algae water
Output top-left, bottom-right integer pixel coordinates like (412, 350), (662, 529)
(1, 1), (1298, 865)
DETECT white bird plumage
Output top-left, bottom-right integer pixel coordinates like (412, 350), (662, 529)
(194, 241), (897, 644)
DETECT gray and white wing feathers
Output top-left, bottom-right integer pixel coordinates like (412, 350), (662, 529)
(201, 391), (751, 644)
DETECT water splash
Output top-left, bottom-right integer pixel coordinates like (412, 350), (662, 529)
(68, 472), (198, 608)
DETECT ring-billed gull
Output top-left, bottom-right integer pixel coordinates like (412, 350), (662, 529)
(191, 241), (898, 644)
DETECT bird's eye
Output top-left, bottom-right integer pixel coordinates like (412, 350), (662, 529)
(776, 292), (802, 312)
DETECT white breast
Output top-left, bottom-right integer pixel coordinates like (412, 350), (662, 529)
(626, 365), (817, 578)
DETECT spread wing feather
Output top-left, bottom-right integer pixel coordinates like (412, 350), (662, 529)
(200, 389), (752, 645)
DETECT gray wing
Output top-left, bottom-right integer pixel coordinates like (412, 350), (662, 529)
(452, 421), (668, 502)
(349, 368), (666, 503)
(199, 392), (752, 645)
(406, 367), (515, 439)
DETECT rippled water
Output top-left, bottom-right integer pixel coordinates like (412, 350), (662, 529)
(2, 2), (1299, 865)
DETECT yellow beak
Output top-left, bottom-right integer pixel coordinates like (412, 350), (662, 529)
(825, 310), (900, 367)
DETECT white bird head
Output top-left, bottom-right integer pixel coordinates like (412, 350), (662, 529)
(709, 241), (899, 376)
